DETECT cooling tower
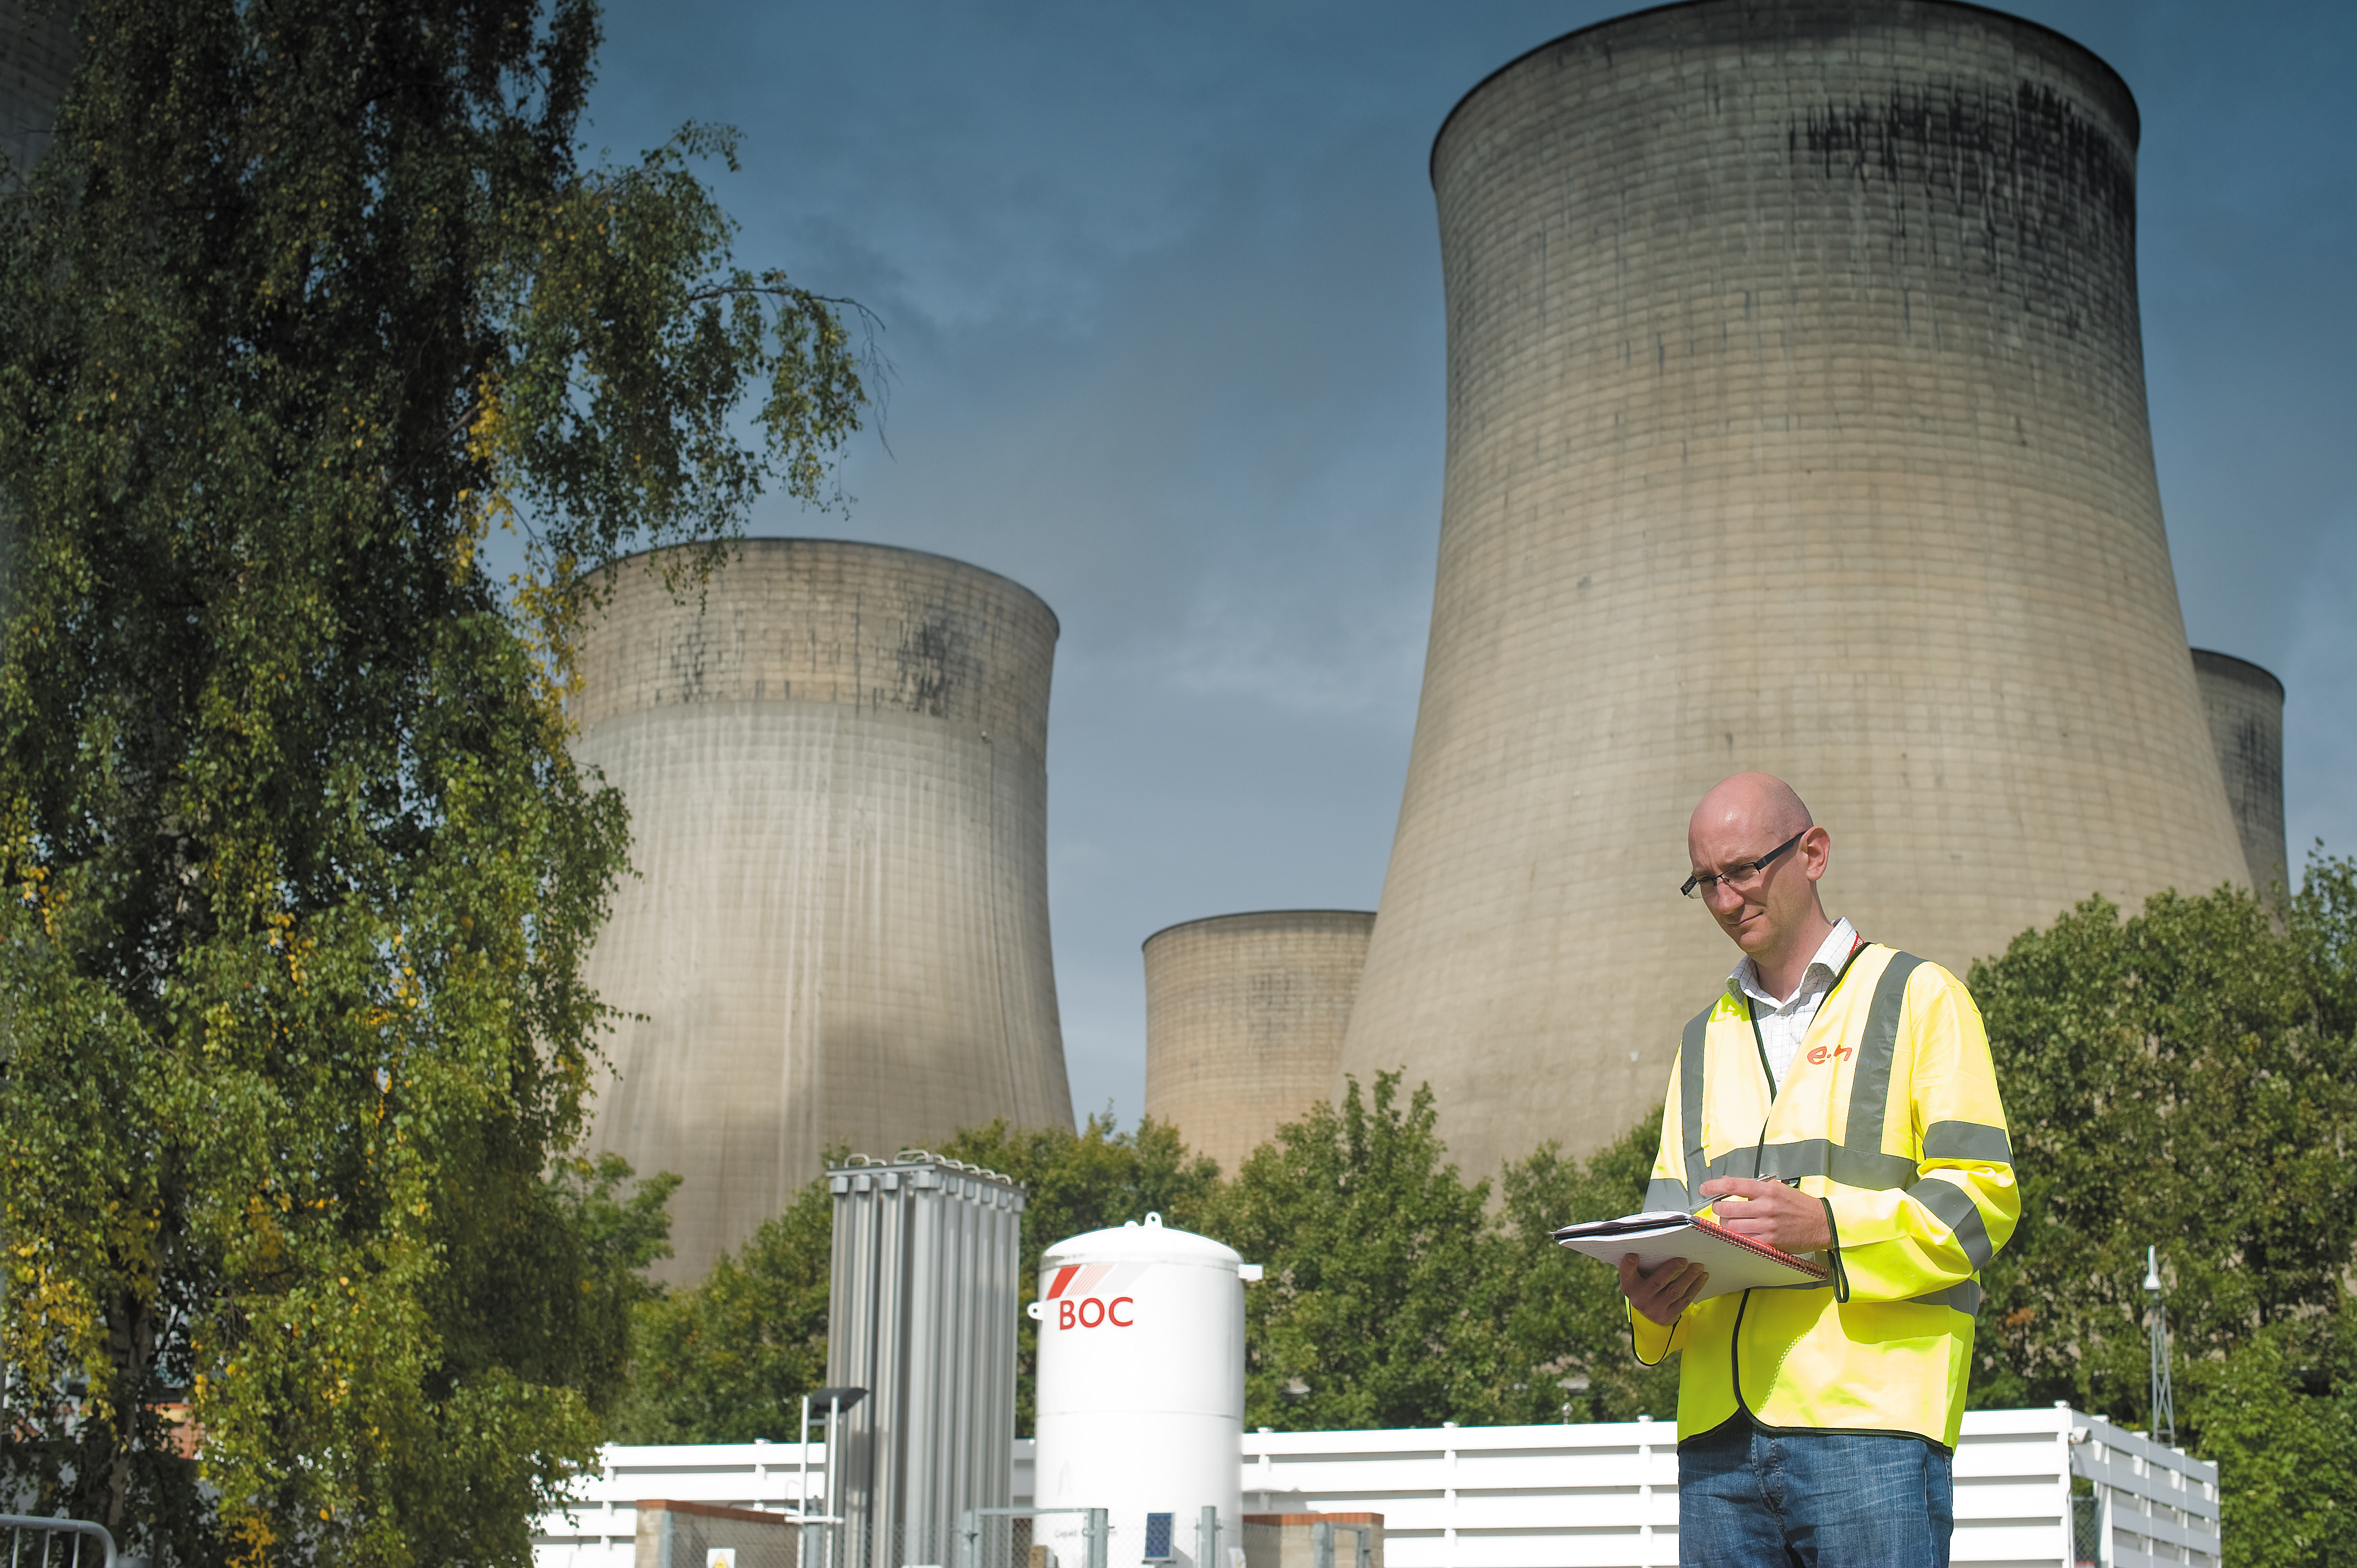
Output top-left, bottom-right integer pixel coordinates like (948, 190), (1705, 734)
(2191, 649), (2289, 898)
(575, 539), (1073, 1281)
(1339, 0), (2250, 1177)
(1, 0), (76, 178)
(1141, 910), (1375, 1171)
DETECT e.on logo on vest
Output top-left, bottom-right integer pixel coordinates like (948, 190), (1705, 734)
(1034, 1260), (1148, 1329)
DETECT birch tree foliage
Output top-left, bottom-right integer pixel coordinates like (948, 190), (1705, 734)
(0, 0), (863, 1561)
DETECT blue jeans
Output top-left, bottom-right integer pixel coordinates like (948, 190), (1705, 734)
(1678, 1421), (1954, 1567)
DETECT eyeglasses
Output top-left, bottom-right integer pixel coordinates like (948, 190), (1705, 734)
(1680, 830), (1805, 899)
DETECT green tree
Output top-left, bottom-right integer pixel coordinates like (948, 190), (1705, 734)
(1968, 858), (2357, 1565)
(527, 1155), (682, 1419)
(615, 1176), (828, 1445)
(2176, 1306), (2357, 1568)
(1210, 1072), (1496, 1431)
(0, 0), (863, 1559)
(943, 1115), (1222, 1433)
(1968, 866), (2357, 1420)
(1486, 1112), (1680, 1424)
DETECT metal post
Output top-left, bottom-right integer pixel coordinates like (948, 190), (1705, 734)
(1195, 1507), (1219, 1568)
(2144, 1247), (2175, 1445)
(1312, 1521), (1333, 1568)
(958, 1507), (977, 1568)
(1086, 1508), (1109, 1568)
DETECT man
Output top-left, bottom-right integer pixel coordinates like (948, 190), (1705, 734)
(1618, 773), (2018, 1566)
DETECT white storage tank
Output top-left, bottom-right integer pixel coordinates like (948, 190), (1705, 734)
(1030, 1214), (1249, 1568)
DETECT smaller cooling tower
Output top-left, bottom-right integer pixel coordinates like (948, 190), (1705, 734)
(1142, 911), (1375, 1172)
(575, 539), (1073, 1282)
(2192, 650), (2290, 898)
(1, 0), (78, 177)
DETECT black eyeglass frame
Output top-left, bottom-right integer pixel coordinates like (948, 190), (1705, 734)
(1680, 829), (1807, 899)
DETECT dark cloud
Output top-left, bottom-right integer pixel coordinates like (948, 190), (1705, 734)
(586, 0), (2355, 1125)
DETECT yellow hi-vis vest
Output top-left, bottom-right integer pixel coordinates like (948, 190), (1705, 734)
(1632, 942), (2019, 1451)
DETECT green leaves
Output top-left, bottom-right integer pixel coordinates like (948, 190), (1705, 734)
(0, 0), (862, 1560)
(1490, 1115), (1681, 1425)
(941, 1115), (1223, 1436)
(1967, 861), (2357, 1565)
(1213, 1076), (1675, 1431)
(1215, 1073), (1492, 1431)
(613, 1175), (831, 1446)
(620, 1094), (1665, 1441)
(1970, 867), (2357, 1419)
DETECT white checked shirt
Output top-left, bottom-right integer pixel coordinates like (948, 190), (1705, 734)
(1730, 917), (1861, 1093)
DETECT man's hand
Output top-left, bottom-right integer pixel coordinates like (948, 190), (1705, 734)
(1618, 1253), (1707, 1326)
(1700, 1177), (1831, 1254)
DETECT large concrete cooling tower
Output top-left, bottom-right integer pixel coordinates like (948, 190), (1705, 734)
(1338, 0), (2250, 1177)
(575, 539), (1073, 1280)
(2191, 649), (2289, 898)
(1, 0), (76, 177)
(1141, 910), (1375, 1171)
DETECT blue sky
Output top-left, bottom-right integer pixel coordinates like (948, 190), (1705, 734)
(584, 1), (2356, 1127)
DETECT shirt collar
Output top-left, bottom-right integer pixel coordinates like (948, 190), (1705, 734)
(1730, 916), (1860, 1009)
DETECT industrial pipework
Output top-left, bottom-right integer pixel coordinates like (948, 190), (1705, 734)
(828, 1152), (1026, 1568)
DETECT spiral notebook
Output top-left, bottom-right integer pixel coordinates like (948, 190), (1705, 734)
(1551, 1211), (1829, 1300)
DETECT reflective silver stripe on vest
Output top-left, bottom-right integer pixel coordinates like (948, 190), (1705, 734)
(1843, 953), (1923, 1156)
(1922, 1120), (2013, 1165)
(1710, 1138), (1918, 1192)
(1645, 1177), (1691, 1213)
(1679, 1003), (1713, 1209)
(1906, 1279), (1983, 1316)
(1911, 1175), (1996, 1270)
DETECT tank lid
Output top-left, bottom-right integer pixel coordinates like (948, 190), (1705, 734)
(1041, 1212), (1243, 1269)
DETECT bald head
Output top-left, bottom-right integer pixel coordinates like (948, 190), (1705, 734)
(1690, 772), (1814, 845)
(1686, 773), (1835, 986)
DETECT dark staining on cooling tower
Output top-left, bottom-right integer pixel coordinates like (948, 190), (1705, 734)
(1791, 81), (2135, 333)
(656, 615), (717, 706)
(1363, 0), (2250, 1182)
(887, 606), (970, 722)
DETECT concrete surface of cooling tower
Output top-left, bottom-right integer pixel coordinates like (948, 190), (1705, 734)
(1, 0), (75, 178)
(1141, 910), (1376, 1172)
(1339, 0), (2250, 1177)
(2191, 649), (2289, 899)
(575, 540), (1073, 1281)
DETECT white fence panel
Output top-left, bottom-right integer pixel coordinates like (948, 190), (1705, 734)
(536, 1407), (2219, 1568)
(2068, 1413), (2219, 1568)
(536, 1440), (828, 1568)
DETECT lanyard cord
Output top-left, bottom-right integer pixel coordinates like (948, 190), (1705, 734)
(1737, 935), (1869, 1301)
(1743, 934), (1870, 1110)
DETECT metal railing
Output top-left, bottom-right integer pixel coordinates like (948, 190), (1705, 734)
(0, 1515), (117, 1568)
